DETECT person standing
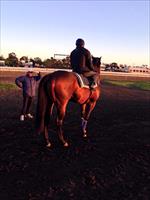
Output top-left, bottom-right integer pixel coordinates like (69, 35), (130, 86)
(15, 69), (41, 121)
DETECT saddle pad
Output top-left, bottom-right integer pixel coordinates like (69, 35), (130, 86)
(74, 73), (90, 88)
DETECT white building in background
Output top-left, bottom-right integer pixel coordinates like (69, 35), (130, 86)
(129, 66), (150, 74)
(0, 60), (5, 66)
(20, 60), (33, 67)
(100, 64), (106, 71)
(20, 60), (25, 66)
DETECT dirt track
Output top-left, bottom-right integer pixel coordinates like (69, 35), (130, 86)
(0, 80), (150, 200)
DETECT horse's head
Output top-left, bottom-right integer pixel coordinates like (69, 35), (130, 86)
(92, 56), (102, 73)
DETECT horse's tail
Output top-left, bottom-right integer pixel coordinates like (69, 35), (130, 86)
(36, 76), (48, 134)
(36, 75), (55, 134)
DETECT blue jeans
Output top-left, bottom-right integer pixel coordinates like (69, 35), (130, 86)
(21, 94), (33, 115)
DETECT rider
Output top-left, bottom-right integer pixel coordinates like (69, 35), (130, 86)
(70, 38), (99, 89)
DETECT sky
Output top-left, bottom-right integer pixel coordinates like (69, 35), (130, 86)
(0, 0), (149, 65)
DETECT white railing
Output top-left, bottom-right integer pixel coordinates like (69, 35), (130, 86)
(0, 66), (150, 78)
(101, 71), (150, 78)
(0, 66), (72, 73)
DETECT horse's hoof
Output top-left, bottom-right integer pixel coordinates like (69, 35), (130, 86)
(83, 134), (87, 138)
(83, 129), (86, 133)
(46, 143), (51, 148)
(64, 142), (69, 147)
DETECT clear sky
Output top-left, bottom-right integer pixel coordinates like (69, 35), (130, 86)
(0, 0), (149, 65)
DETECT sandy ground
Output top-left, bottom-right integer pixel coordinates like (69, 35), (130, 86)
(0, 77), (150, 200)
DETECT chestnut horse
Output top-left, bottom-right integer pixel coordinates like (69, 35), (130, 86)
(36, 57), (101, 147)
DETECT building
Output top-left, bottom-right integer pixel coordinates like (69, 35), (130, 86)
(0, 60), (5, 66)
(129, 66), (150, 74)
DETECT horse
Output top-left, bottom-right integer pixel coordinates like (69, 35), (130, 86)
(36, 57), (101, 147)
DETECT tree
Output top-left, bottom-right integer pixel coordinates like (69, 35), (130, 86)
(105, 64), (111, 71)
(19, 56), (28, 67)
(0, 55), (5, 66)
(34, 57), (42, 65)
(0, 55), (5, 60)
(5, 52), (18, 67)
(62, 56), (70, 68)
(110, 62), (119, 71)
(43, 58), (60, 68)
(20, 56), (28, 62)
(43, 59), (51, 68)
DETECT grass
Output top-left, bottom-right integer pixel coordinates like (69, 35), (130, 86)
(0, 83), (17, 90)
(0, 81), (150, 91)
(103, 80), (150, 91)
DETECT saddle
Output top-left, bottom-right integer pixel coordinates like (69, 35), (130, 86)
(74, 73), (92, 89)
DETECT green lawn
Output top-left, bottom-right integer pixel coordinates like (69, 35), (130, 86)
(103, 80), (150, 91)
(0, 81), (150, 91)
(0, 83), (17, 90)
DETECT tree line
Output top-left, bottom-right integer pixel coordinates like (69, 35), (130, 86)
(2, 52), (144, 72)
(0, 53), (70, 68)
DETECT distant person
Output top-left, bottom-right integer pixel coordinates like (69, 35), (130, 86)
(70, 38), (99, 89)
(15, 69), (41, 121)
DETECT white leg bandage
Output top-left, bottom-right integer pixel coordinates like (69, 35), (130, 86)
(81, 118), (88, 133)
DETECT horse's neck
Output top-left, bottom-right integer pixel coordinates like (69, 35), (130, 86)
(93, 66), (100, 74)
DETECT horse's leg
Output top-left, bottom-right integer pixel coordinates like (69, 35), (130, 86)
(81, 103), (87, 137)
(44, 126), (51, 148)
(50, 103), (54, 115)
(44, 103), (53, 148)
(56, 102), (68, 147)
(82, 101), (96, 138)
(81, 103), (86, 118)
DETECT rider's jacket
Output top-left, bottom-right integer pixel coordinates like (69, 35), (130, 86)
(70, 47), (94, 74)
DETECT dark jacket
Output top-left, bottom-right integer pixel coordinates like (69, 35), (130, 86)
(15, 73), (41, 97)
(70, 47), (94, 74)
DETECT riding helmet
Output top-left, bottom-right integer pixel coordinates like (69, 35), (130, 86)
(76, 38), (85, 47)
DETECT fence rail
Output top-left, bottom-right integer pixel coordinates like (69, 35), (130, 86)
(0, 66), (72, 73)
(0, 66), (150, 78)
